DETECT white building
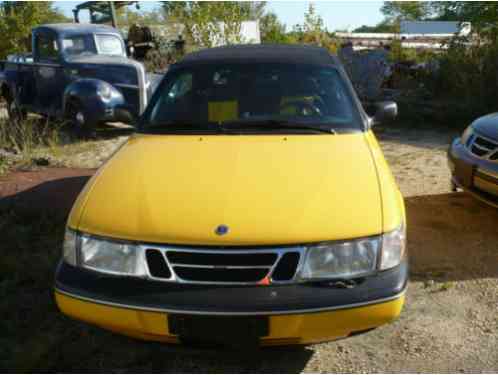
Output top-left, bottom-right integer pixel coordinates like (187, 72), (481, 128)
(400, 21), (471, 37)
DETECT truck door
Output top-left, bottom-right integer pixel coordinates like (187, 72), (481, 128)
(34, 31), (65, 116)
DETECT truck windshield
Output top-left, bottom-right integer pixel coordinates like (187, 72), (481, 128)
(95, 34), (124, 56)
(62, 34), (124, 57)
(143, 63), (363, 133)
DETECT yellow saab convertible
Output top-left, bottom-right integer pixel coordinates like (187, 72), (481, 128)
(55, 44), (407, 347)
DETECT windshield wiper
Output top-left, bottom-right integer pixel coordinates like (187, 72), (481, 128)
(143, 121), (222, 134)
(218, 119), (337, 134)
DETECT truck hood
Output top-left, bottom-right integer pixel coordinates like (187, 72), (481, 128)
(72, 133), (384, 246)
(67, 54), (140, 67)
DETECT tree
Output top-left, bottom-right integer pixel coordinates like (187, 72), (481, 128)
(0, 2), (69, 59)
(117, 8), (165, 27)
(260, 12), (289, 43)
(353, 21), (397, 33)
(290, 4), (339, 53)
(430, 2), (498, 31)
(381, 1), (432, 22)
(163, 2), (261, 48)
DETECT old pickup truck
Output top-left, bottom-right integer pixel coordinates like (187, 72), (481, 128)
(0, 23), (157, 130)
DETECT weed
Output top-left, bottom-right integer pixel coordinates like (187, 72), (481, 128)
(0, 155), (7, 176)
(0, 118), (63, 161)
(438, 281), (454, 292)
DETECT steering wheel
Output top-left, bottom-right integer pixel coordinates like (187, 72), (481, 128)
(279, 98), (324, 117)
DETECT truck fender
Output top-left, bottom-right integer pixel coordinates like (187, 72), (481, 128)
(63, 78), (125, 123)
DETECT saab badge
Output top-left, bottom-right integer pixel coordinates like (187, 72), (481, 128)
(215, 224), (229, 236)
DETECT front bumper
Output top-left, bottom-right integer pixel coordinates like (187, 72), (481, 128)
(448, 138), (498, 208)
(54, 260), (408, 346)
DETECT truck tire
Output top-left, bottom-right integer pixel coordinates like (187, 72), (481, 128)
(65, 100), (96, 138)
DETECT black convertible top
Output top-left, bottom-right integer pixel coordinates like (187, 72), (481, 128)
(179, 44), (341, 67)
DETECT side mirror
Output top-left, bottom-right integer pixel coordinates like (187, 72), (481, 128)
(370, 101), (398, 126)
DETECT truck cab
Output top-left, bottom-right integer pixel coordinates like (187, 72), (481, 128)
(0, 23), (151, 129)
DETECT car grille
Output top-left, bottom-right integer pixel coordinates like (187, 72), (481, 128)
(143, 246), (305, 285)
(469, 134), (498, 161)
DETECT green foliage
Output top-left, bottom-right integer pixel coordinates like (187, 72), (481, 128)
(413, 4), (498, 121)
(0, 2), (69, 59)
(353, 21), (397, 33)
(163, 1), (263, 49)
(430, 2), (498, 24)
(117, 7), (165, 27)
(290, 4), (339, 53)
(0, 118), (62, 163)
(381, 1), (432, 22)
(260, 11), (290, 44)
(427, 37), (498, 121)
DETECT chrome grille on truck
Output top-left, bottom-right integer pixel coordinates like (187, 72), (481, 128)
(143, 246), (305, 285)
(469, 134), (498, 161)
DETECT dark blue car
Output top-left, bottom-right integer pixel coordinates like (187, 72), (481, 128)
(0, 23), (160, 130)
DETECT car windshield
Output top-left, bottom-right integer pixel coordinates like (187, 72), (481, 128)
(62, 35), (96, 57)
(62, 34), (124, 57)
(143, 63), (362, 133)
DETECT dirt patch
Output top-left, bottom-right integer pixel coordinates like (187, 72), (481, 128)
(1, 128), (497, 372)
(377, 127), (461, 197)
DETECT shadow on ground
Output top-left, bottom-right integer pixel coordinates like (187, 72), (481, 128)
(1, 170), (497, 371)
(406, 192), (498, 282)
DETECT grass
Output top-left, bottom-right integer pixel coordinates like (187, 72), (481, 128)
(0, 117), (64, 173)
(0, 206), (305, 372)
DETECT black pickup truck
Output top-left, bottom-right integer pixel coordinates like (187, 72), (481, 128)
(0, 23), (161, 130)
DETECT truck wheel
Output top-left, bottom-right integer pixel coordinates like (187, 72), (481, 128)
(6, 97), (27, 124)
(65, 101), (96, 138)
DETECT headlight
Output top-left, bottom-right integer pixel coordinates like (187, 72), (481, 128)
(98, 83), (112, 100)
(62, 230), (146, 276)
(379, 224), (406, 270)
(461, 126), (474, 146)
(80, 235), (146, 276)
(301, 237), (380, 280)
(300, 224), (406, 280)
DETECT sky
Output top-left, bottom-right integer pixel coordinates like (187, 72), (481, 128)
(54, 1), (385, 32)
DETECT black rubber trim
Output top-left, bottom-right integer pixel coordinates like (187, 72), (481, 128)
(55, 260), (407, 315)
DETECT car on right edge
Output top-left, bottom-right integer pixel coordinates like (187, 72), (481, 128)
(448, 113), (498, 207)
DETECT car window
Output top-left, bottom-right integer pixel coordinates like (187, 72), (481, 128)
(145, 63), (361, 131)
(150, 72), (193, 123)
(37, 34), (59, 62)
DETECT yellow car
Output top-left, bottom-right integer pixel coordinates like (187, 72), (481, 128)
(55, 45), (407, 347)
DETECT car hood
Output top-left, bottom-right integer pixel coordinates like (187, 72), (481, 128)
(472, 113), (498, 140)
(67, 54), (138, 66)
(71, 133), (384, 246)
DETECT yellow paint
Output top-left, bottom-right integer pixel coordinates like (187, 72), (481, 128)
(364, 130), (406, 232)
(61, 128), (407, 344)
(68, 132), (403, 245)
(55, 291), (405, 345)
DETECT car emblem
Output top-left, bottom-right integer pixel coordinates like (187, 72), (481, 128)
(215, 225), (229, 236)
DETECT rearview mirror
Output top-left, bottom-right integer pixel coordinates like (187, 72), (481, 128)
(370, 101), (398, 126)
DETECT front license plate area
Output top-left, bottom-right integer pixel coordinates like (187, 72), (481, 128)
(168, 314), (269, 347)
(455, 160), (474, 187)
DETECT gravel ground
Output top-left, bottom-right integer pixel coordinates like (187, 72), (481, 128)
(1, 125), (497, 373)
